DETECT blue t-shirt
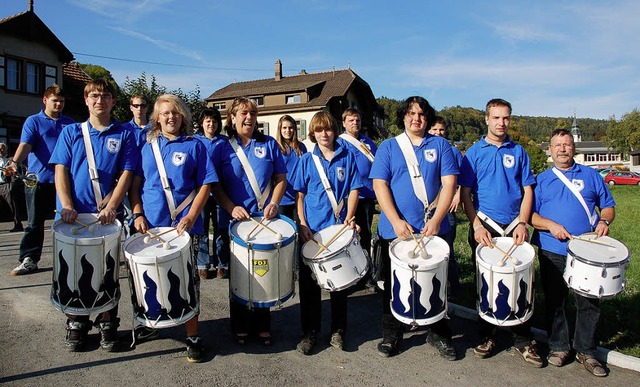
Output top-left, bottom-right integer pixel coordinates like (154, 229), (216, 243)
(337, 133), (378, 199)
(292, 143), (363, 232)
(369, 133), (458, 240)
(137, 134), (218, 235)
(122, 119), (150, 150)
(50, 121), (139, 213)
(532, 163), (615, 256)
(280, 142), (307, 206)
(20, 110), (75, 183)
(213, 134), (287, 227)
(459, 136), (535, 224)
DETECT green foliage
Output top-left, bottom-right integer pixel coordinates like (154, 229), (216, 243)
(604, 109), (640, 157)
(78, 63), (119, 92)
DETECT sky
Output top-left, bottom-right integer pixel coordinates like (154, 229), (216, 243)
(4, 0), (640, 120)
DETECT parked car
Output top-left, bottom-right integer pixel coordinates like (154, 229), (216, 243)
(604, 171), (640, 185)
(598, 168), (615, 178)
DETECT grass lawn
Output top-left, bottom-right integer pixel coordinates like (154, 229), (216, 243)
(373, 185), (640, 357)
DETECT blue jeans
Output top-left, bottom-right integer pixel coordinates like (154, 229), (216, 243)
(539, 249), (600, 356)
(19, 182), (56, 263)
(197, 197), (218, 269)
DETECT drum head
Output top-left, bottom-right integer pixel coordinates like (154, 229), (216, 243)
(389, 235), (449, 268)
(230, 215), (296, 249)
(567, 235), (629, 265)
(53, 213), (121, 239)
(124, 227), (191, 264)
(301, 224), (354, 260)
(477, 237), (535, 269)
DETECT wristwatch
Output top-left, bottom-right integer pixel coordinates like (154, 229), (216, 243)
(131, 212), (145, 221)
(600, 219), (610, 226)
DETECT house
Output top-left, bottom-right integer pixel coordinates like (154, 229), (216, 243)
(541, 115), (624, 168)
(205, 59), (385, 141)
(0, 3), (90, 152)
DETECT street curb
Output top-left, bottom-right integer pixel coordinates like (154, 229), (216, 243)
(448, 302), (640, 372)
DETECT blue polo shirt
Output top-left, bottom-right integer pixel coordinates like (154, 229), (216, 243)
(122, 119), (150, 150)
(337, 133), (378, 199)
(281, 142), (307, 206)
(20, 110), (75, 183)
(292, 143), (363, 232)
(459, 136), (535, 224)
(213, 134), (287, 226)
(532, 163), (615, 256)
(370, 133), (458, 240)
(50, 121), (139, 213)
(451, 145), (463, 169)
(137, 134), (217, 235)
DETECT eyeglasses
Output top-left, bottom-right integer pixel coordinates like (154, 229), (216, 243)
(131, 104), (147, 108)
(88, 93), (113, 100)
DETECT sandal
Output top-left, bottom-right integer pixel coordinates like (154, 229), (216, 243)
(235, 333), (249, 345)
(547, 351), (569, 367)
(258, 333), (272, 347)
(576, 353), (607, 377)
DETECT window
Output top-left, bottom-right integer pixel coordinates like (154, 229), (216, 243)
(213, 102), (226, 110)
(3, 56), (47, 94)
(257, 122), (270, 136)
(296, 119), (307, 139)
(250, 96), (264, 106)
(286, 94), (301, 104)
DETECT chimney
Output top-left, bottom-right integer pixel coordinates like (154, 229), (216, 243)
(275, 59), (282, 81)
(29, 0), (34, 12)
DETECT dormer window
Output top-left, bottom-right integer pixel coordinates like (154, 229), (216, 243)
(286, 94), (301, 104)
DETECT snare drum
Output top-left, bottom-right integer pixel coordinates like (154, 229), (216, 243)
(389, 235), (449, 326)
(565, 235), (630, 298)
(124, 228), (198, 328)
(230, 214), (297, 308)
(51, 213), (122, 315)
(301, 224), (369, 291)
(476, 237), (535, 326)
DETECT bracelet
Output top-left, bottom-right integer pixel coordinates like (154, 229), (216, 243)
(517, 221), (528, 228)
(599, 219), (610, 226)
(131, 212), (145, 221)
(269, 202), (279, 209)
(473, 224), (484, 232)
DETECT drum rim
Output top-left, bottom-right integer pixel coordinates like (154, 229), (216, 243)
(123, 227), (191, 263)
(229, 213), (297, 250)
(300, 224), (357, 261)
(566, 237), (630, 267)
(475, 238), (535, 272)
(52, 214), (122, 241)
(388, 235), (449, 270)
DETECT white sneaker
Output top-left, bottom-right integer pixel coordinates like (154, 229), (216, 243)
(11, 257), (38, 276)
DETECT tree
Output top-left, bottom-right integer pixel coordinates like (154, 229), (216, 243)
(78, 63), (119, 92)
(604, 109), (640, 157)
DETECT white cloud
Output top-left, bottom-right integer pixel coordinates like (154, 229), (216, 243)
(109, 27), (203, 62)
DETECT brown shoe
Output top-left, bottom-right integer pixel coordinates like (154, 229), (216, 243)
(547, 351), (569, 367)
(577, 353), (607, 377)
(474, 338), (496, 359)
(199, 269), (210, 280)
(514, 341), (543, 368)
(216, 268), (226, 278)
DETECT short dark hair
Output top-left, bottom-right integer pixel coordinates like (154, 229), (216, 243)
(396, 96), (436, 129)
(485, 98), (512, 116)
(432, 115), (447, 128)
(44, 84), (64, 98)
(198, 108), (222, 135)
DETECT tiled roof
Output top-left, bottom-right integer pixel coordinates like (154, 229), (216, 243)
(206, 68), (363, 107)
(0, 10), (73, 62)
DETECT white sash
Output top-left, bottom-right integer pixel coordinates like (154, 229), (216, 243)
(552, 167), (598, 228)
(339, 133), (374, 163)
(80, 122), (112, 210)
(151, 139), (196, 223)
(476, 210), (521, 237)
(230, 137), (271, 211)
(311, 153), (344, 220)
(395, 133), (436, 222)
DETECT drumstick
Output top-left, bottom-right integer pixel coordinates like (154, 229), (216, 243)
(490, 242), (518, 265)
(498, 243), (517, 267)
(144, 229), (173, 250)
(410, 233), (428, 259)
(570, 235), (612, 246)
(307, 237), (330, 251)
(411, 233), (428, 254)
(313, 216), (356, 258)
(248, 217), (282, 239)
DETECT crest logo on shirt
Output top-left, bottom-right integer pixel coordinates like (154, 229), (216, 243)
(424, 149), (437, 163)
(572, 179), (585, 192)
(254, 146), (266, 158)
(172, 152), (187, 166)
(106, 138), (121, 154)
(337, 167), (346, 182)
(503, 154), (515, 168)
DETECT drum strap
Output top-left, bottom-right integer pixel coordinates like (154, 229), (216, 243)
(395, 133), (435, 223)
(81, 122), (113, 210)
(151, 140), (197, 222)
(476, 210), (520, 236)
(552, 167), (598, 229)
(311, 154), (344, 220)
(230, 137), (271, 211)
(339, 133), (374, 163)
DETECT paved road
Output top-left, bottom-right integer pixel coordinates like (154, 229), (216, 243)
(0, 220), (637, 386)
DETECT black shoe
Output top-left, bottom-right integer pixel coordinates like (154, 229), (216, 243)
(426, 333), (456, 361)
(65, 321), (89, 352)
(134, 326), (160, 342)
(186, 336), (204, 363)
(9, 225), (23, 232)
(296, 332), (317, 355)
(377, 338), (398, 358)
(99, 321), (119, 352)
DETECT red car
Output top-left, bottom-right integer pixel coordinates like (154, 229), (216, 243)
(604, 171), (640, 185)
